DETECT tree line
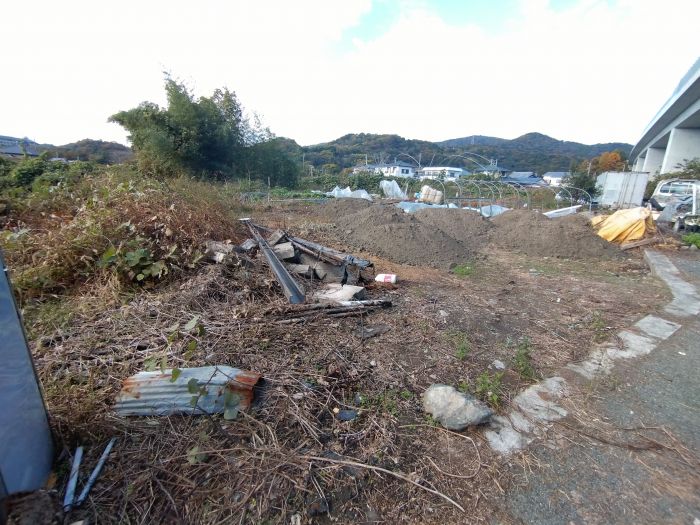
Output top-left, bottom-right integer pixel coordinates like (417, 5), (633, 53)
(109, 77), (299, 187)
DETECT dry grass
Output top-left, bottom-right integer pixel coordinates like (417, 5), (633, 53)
(30, 257), (507, 524)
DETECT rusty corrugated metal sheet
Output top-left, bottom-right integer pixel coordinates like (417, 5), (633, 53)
(115, 366), (262, 416)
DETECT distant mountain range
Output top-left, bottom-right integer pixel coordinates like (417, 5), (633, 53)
(0, 136), (132, 164)
(298, 132), (633, 175)
(3, 131), (632, 175)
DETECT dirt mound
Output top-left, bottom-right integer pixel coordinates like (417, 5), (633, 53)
(414, 207), (492, 243)
(319, 198), (372, 220)
(335, 205), (475, 268)
(489, 210), (622, 259)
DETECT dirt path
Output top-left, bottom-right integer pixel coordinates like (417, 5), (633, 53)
(502, 251), (700, 524)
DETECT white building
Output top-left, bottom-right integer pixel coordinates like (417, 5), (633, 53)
(417, 166), (467, 180)
(352, 161), (416, 178)
(542, 171), (570, 186)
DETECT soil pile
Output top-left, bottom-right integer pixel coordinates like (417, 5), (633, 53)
(414, 208), (492, 244)
(488, 210), (622, 259)
(318, 198), (372, 221)
(334, 205), (475, 268)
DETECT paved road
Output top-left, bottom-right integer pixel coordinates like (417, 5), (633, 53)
(503, 252), (700, 525)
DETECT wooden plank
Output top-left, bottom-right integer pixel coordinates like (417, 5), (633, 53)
(620, 237), (659, 251)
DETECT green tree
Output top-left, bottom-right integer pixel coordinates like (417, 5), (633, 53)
(110, 76), (299, 186)
(563, 171), (600, 201)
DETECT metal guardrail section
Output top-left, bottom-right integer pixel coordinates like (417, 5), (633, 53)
(241, 220), (305, 304)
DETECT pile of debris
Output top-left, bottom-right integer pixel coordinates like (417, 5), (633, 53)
(204, 219), (382, 306)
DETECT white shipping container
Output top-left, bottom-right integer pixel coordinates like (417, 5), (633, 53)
(595, 171), (649, 209)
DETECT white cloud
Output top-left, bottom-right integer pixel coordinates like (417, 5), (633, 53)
(1, 0), (698, 147)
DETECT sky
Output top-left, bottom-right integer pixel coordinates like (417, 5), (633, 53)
(2, 0), (699, 147)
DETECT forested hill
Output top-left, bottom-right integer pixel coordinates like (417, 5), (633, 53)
(1, 135), (133, 164)
(38, 139), (133, 164)
(300, 132), (633, 174)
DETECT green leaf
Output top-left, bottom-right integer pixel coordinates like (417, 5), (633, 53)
(98, 246), (118, 267)
(223, 406), (239, 420)
(144, 357), (157, 372)
(189, 395), (199, 408)
(160, 355), (168, 373)
(170, 368), (182, 382)
(136, 273), (145, 281)
(185, 339), (197, 359)
(186, 445), (208, 465)
(187, 378), (199, 394)
(184, 315), (200, 332)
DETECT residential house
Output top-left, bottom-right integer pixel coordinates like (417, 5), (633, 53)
(417, 166), (468, 180)
(352, 160), (416, 178)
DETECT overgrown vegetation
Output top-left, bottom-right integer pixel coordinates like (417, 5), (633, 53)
(0, 161), (249, 304)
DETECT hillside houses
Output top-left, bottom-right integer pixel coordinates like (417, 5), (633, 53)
(0, 135), (39, 157)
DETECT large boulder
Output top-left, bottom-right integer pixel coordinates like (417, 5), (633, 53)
(422, 384), (493, 431)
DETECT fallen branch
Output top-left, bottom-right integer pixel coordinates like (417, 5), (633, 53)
(301, 455), (465, 512)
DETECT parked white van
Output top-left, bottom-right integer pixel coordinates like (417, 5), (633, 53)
(650, 178), (700, 209)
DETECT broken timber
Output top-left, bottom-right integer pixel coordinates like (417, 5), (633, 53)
(241, 219), (305, 304)
(252, 223), (372, 269)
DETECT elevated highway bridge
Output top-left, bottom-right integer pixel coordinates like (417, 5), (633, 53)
(631, 58), (700, 175)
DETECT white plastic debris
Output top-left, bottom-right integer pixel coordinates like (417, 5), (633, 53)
(380, 180), (407, 200)
(327, 186), (372, 201)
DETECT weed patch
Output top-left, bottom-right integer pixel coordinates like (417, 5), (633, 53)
(446, 330), (471, 360)
(682, 232), (700, 248)
(475, 371), (504, 408)
(513, 337), (538, 381)
(452, 262), (476, 277)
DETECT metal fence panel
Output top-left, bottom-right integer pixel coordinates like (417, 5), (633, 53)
(0, 250), (53, 494)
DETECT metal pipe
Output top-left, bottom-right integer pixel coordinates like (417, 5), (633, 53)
(242, 220), (305, 304)
(63, 446), (83, 512)
(76, 438), (117, 506)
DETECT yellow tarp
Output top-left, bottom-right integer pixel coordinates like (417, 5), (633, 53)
(592, 207), (656, 243)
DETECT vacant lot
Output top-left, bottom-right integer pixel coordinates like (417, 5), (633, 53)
(8, 197), (669, 524)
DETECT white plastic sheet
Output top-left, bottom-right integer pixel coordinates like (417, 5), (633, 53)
(326, 186), (373, 201)
(380, 180), (407, 200)
(395, 201), (458, 213)
(463, 205), (511, 217)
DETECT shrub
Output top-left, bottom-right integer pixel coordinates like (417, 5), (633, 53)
(682, 232), (700, 248)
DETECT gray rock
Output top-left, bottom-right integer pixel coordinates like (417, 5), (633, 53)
(337, 409), (358, 421)
(422, 384), (493, 430)
(690, 244), (699, 251)
(491, 359), (506, 370)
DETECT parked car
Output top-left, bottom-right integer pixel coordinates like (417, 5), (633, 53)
(649, 178), (700, 210)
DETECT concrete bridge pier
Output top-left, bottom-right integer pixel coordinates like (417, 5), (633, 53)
(660, 127), (700, 173)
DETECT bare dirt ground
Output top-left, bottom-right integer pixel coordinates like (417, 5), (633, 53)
(10, 199), (671, 524)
